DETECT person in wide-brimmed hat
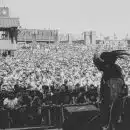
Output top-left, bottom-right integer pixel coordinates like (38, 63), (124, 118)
(93, 50), (130, 130)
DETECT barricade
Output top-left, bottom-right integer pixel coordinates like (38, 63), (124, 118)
(0, 103), (98, 129)
(41, 103), (96, 127)
(0, 108), (9, 129)
(41, 104), (64, 127)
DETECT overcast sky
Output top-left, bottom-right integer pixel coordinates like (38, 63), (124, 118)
(1, 0), (130, 38)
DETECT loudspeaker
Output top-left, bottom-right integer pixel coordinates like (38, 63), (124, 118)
(63, 104), (100, 130)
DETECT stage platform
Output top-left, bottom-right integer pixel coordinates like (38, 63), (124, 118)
(6, 126), (62, 130)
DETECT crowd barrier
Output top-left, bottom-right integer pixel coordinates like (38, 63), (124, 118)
(0, 103), (99, 129)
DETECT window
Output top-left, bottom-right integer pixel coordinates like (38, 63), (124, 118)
(0, 31), (9, 40)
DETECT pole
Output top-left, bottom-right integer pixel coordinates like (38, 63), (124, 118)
(48, 107), (51, 125)
(49, 29), (50, 44)
(24, 29), (26, 46)
(61, 104), (64, 123)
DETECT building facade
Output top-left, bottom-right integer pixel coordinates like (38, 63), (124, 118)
(0, 6), (20, 57)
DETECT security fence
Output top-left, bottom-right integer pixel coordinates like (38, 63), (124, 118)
(0, 103), (99, 129)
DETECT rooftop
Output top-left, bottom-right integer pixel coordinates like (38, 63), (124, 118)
(0, 17), (20, 28)
(17, 29), (58, 41)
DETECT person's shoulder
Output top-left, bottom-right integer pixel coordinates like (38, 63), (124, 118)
(4, 98), (8, 102)
(3, 98), (9, 105)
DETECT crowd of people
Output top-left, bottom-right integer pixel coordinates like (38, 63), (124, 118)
(0, 40), (129, 128)
(0, 80), (99, 128)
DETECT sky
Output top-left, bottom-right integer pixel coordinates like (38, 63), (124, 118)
(1, 0), (130, 38)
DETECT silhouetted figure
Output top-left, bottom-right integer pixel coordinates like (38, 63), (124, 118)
(93, 50), (129, 130)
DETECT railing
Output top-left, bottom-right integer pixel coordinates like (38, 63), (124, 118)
(0, 103), (99, 129)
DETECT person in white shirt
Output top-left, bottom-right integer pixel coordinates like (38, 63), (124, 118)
(3, 93), (18, 110)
